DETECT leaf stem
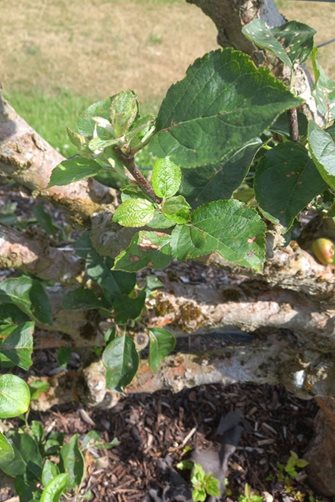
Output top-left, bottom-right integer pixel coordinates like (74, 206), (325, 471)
(117, 151), (162, 204)
(287, 108), (299, 142)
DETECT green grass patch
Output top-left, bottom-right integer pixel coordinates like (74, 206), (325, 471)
(5, 88), (94, 157)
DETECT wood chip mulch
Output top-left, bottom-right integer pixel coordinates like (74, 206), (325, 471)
(27, 382), (330, 502)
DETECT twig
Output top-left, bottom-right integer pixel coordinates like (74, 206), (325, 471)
(317, 37), (335, 48)
(287, 108), (299, 142)
(117, 151), (162, 204)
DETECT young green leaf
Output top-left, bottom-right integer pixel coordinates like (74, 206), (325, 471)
(77, 97), (113, 137)
(29, 380), (50, 401)
(60, 434), (85, 488)
(113, 198), (156, 227)
(146, 211), (175, 229)
(162, 195), (191, 224)
(151, 49), (301, 168)
(151, 158), (181, 198)
(180, 139), (261, 208)
(254, 142), (327, 228)
(42, 460), (60, 487)
(204, 474), (220, 498)
(110, 90), (138, 137)
(103, 335), (139, 390)
(33, 204), (59, 237)
(30, 421), (45, 443)
(40, 473), (70, 502)
(0, 432), (42, 479)
(0, 304), (29, 333)
(62, 287), (108, 311)
(74, 232), (137, 303)
(149, 328), (176, 372)
(128, 115), (155, 151)
(81, 431), (120, 451)
(0, 374), (30, 418)
(67, 128), (86, 149)
(170, 200), (265, 270)
(48, 157), (102, 187)
(113, 290), (146, 324)
(0, 321), (34, 370)
(0, 433), (15, 465)
(242, 19), (292, 67)
(308, 121), (335, 189)
(113, 230), (172, 272)
(88, 137), (119, 152)
(15, 475), (39, 502)
(0, 276), (52, 324)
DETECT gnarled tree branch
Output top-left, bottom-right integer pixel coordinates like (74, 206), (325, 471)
(0, 223), (83, 283)
(0, 95), (116, 222)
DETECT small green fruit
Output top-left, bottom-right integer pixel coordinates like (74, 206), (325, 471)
(311, 238), (335, 265)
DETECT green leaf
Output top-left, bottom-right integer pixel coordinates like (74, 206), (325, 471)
(162, 195), (191, 224)
(48, 156), (102, 187)
(204, 474), (220, 497)
(33, 204), (59, 236)
(0, 321), (34, 370)
(40, 473), (70, 502)
(170, 200), (265, 270)
(62, 287), (108, 310)
(30, 421), (45, 443)
(0, 374), (30, 419)
(0, 304), (29, 338)
(81, 431), (120, 451)
(103, 335), (139, 390)
(128, 115), (155, 151)
(29, 380), (50, 401)
(74, 232), (136, 302)
(149, 328), (176, 372)
(308, 121), (335, 189)
(42, 460), (60, 487)
(56, 347), (72, 369)
(15, 474), (39, 502)
(0, 433), (15, 465)
(242, 19), (292, 67)
(113, 198), (156, 227)
(0, 432), (42, 479)
(110, 90), (138, 137)
(60, 434), (85, 488)
(254, 142), (327, 228)
(271, 21), (315, 64)
(0, 276), (52, 324)
(180, 139), (261, 207)
(77, 97), (113, 137)
(151, 49), (301, 168)
(113, 230), (172, 272)
(67, 128), (86, 149)
(146, 211), (175, 229)
(151, 158), (181, 198)
(88, 136), (119, 152)
(311, 48), (335, 123)
(30, 280), (53, 325)
(114, 290), (146, 324)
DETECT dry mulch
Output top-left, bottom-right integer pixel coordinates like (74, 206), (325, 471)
(20, 382), (328, 502)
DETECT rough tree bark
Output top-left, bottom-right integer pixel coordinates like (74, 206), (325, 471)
(1, 0), (335, 494)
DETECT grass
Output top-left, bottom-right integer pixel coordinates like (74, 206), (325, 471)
(4, 87), (162, 157)
(5, 88), (93, 157)
(1, 0), (334, 156)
